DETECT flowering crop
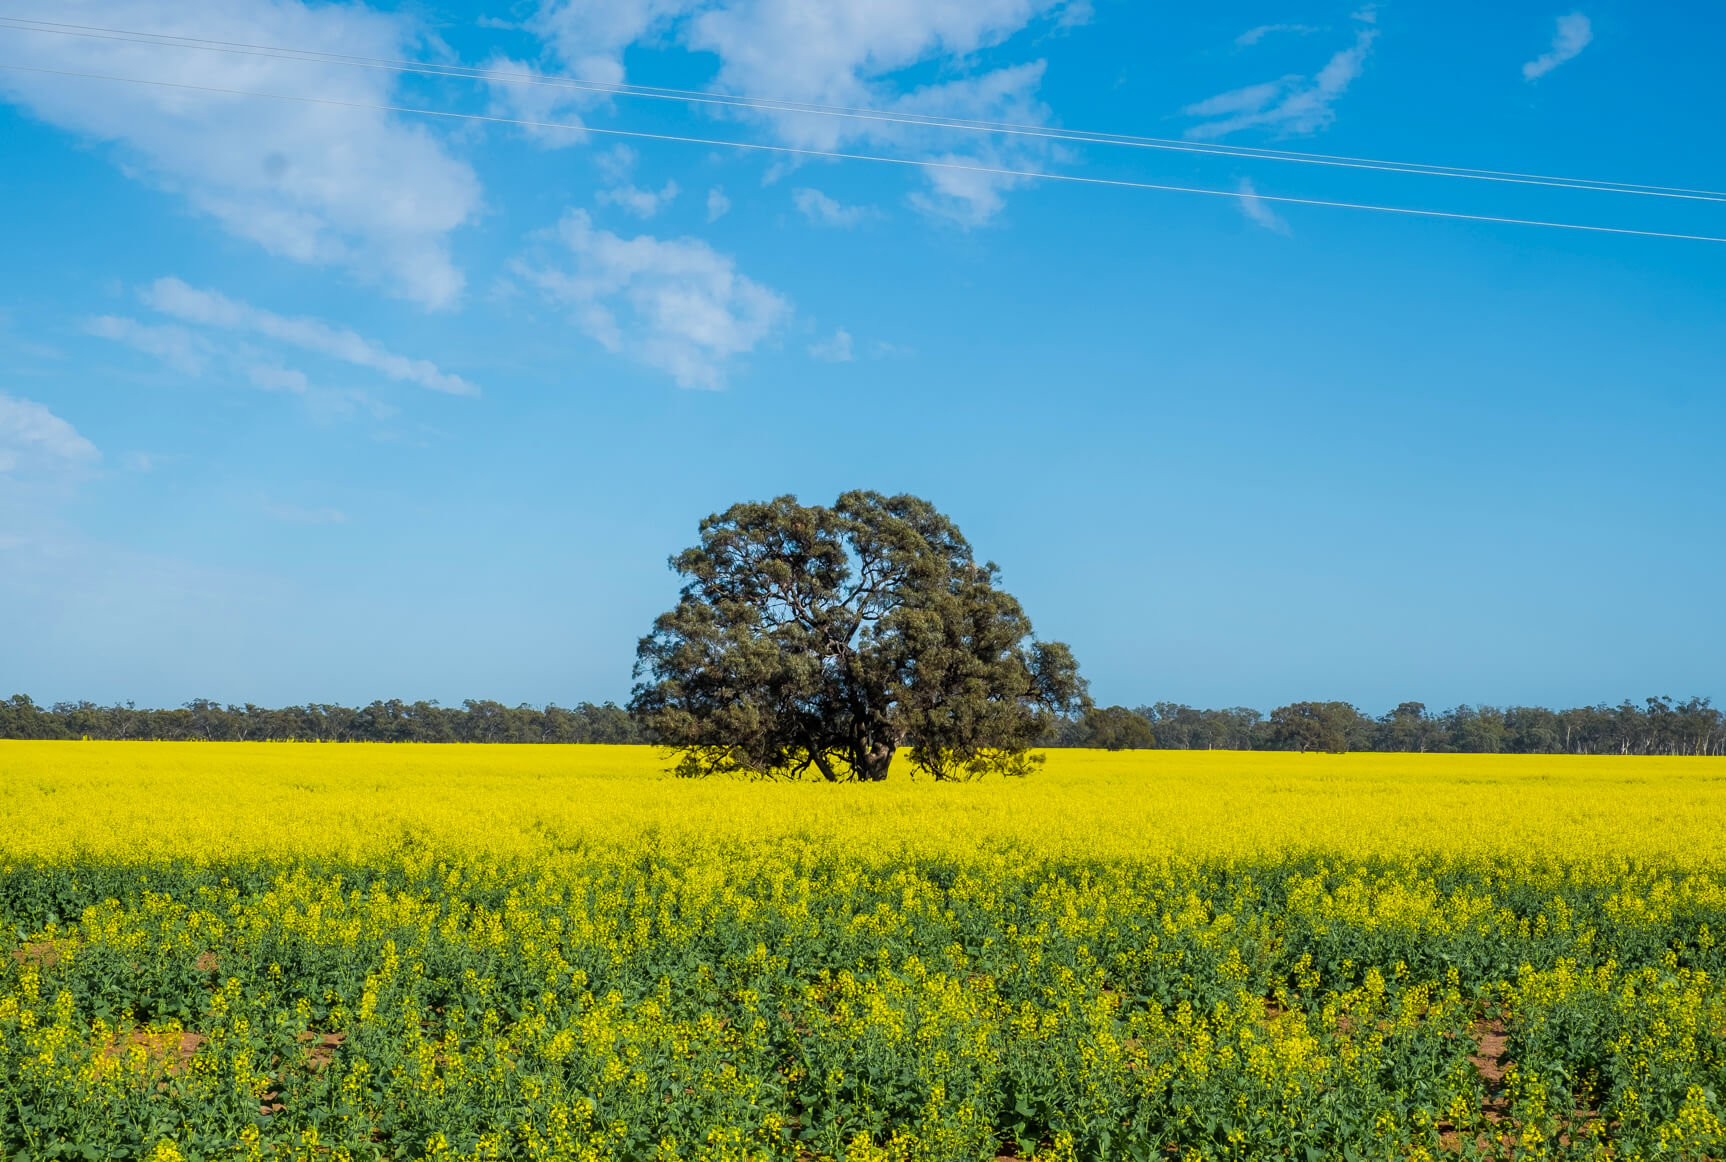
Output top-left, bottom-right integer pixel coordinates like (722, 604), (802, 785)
(1, 743), (1724, 1160)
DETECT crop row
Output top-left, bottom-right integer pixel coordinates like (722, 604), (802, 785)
(2, 850), (1724, 1160)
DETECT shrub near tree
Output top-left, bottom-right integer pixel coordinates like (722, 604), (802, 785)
(630, 491), (1088, 780)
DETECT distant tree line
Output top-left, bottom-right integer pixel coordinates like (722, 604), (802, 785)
(0, 696), (644, 744)
(4, 693), (1722, 756)
(1053, 697), (1726, 756)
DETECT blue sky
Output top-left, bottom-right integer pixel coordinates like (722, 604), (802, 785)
(2, 0), (1722, 713)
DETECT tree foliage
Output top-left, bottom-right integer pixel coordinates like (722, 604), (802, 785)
(1267, 701), (1364, 753)
(7, 692), (1722, 756)
(629, 492), (1087, 780)
(0, 695), (641, 743)
(1048, 696), (1726, 756)
(1057, 705), (1158, 750)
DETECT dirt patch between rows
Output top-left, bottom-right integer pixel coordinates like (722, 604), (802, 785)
(98, 1029), (207, 1075)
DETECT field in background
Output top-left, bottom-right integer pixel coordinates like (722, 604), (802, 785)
(3, 742), (1725, 865)
(2, 744), (1725, 1160)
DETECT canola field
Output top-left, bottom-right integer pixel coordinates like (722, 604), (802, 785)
(2, 744), (1725, 1161)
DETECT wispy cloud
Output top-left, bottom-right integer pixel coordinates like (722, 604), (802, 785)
(518, 209), (790, 389)
(1236, 23), (1319, 47)
(481, 55), (594, 148)
(1523, 13), (1593, 80)
(706, 187), (732, 222)
(891, 63), (1056, 226)
(141, 278), (478, 396)
(590, 146), (680, 218)
(86, 316), (213, 375)
(1185, 22), (1377, 139)
(90, 281), (467, 423)
(793, 188), (875, 227)
(517, 0), (1081, 225)
(1236, 179), (1290, 234)
(809, 328), (855, 362)
(0, 394), (100, 479)
(92, 314), (314, 403)
(598, 180), (681, 218)
(0, 0), (480, 308)
(245, 363), (312, 394)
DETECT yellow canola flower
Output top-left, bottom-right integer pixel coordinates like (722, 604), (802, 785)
(0, 741), (1723, 1162)
(1, 742), (1723, 867)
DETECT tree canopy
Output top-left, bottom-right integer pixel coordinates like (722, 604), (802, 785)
(1266, 701), (1362, 753)
(1061, 705), (1158, 750)
(0, 695), (641, 743)
(1056, 697), (1726, 756)
(629, 491), (1087, 780)
(8, 693), (1721, 755)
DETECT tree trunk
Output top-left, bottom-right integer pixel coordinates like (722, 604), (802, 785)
(808, 748), (840, 782)
(860, 740), (895, 781)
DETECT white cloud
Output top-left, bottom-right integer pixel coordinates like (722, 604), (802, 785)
(519, 209), (790, 389)
(696, 13), (1062, 225)
(527, 0), (691, 87)
(890, 61), (1057, 225)
(1236, 23), (1318, 47)
(592, 145), (679, 217)
(1184, 24), (1377, 139)
(0, 394), (100, 479)
(597, 145), (641, 184)
(90, 313), (312, 400)
(92, 314), (402, 420)
(598, 180), (681, 218)
(707, 187), (733, 221)
(245, 363), (312, 394)
(793, 187), (874, 227)
(809, 329), (855, 362)
(481, 55), (594, 148)
(1523, 13), (1593, 80)
(86, 316), (213, 375)
(518, 0), (1080, 224)
(0, 0), (481, 308)
(1235, 178), (1290, 234)
(681, 0), (1076, 131)
(90, 281), (469, 422)
(140, 278), (478, 396)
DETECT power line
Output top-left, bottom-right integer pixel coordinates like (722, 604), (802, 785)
(8, 14), (1721, 202)
(4, 15), (1725, 205)
(1, 60), (1723, 245)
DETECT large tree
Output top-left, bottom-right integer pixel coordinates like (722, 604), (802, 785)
(630, 491), (1087, 781)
